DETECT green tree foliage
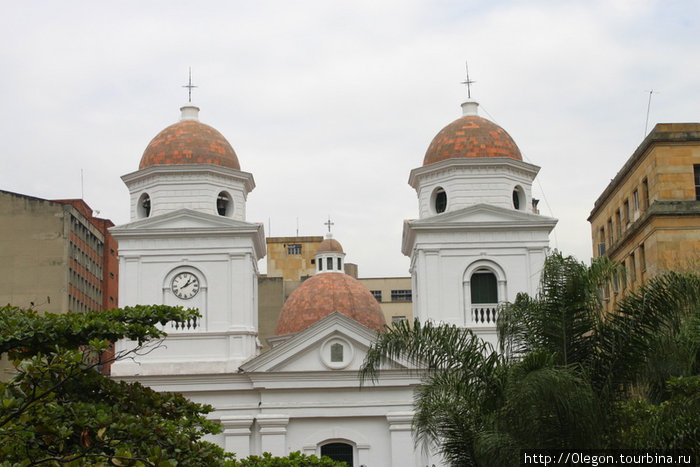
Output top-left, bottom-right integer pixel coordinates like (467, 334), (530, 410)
(615, 376), (699, 454)
(230, 451), (346, 466)
(0, 305), (230, 466)
(360, 252), (700, 466)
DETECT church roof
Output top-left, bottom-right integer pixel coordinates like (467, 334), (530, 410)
(423, 100), (522, 165)
(276, 273), (386, 335)
(139, 105), (241, 170)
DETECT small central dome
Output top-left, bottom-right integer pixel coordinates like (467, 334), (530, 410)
(276, 273), (386, 335)
(423, 101), (522, 166)
(139, 105), (240, 170)
(317, 236), (343, 253)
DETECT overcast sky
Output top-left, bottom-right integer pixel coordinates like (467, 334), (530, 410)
(1, 1), (698, 277)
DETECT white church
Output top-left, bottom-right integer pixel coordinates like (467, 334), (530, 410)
(110, 92), (556, 466)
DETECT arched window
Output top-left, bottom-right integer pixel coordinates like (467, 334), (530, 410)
(216, 191), (233, 216)
(512, 185), (525, 211)
(330, 342), (343, 362)
(138, 193), (151, 218)
(432, 187), (447, 214)
(470, 271), (497, 304)
(321, 442), (353, 465)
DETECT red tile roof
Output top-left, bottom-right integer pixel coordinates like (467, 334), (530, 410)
(424, 115), (521, 165)
(276, 273), (386, 335)
(140, 120), (240, 170)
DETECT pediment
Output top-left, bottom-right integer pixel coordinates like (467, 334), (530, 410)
(111, 209), (262, 233)
(241, 312), (410, 374)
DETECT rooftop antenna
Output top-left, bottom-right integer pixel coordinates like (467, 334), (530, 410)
(296, 217), (299, 237)
(182, 67), (197, 103)
(644, 89), (658, 137)
(461, 61), (475, 99)
(324, 216), (334, 233)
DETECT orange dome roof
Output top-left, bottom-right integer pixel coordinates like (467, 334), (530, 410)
(140, 119), (240, 170)
(423, 114), (522, 166)
(276, 273), (386, 335)
(317, 237), (343, 253)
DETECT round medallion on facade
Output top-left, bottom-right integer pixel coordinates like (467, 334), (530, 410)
(139, 106), (240, 170)
(423, 114), (522, 166)
(275, 273), (386, 335)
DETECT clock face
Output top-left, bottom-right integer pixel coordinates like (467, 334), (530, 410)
(171, 272), (200, 299)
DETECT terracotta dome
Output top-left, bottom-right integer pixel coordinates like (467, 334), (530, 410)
(423, 113), (522, 166)
(276, 273), (386, 335)
(139, 108), (240, 170)
(317, 237), (343, 253)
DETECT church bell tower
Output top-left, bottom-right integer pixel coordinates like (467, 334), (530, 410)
(403, 96), (557, 347)
(110, 101), (265, 376)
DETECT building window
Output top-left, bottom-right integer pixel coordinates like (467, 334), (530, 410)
(694, 165), (700, 200)
(598, 227), (606, 257)
(287, 244), (302, 255)
(642, 178), (649, 208)
(470, 272), (498, 304)
(633, 190), (639, 211)
(639, 243), (646, 272)
(624, 200), (630, 224)
(392, 315), (407, 325)
(607, 218), (613, 245)
(432, 187), (447, 214)
(216, 191), (233, 216)
(370, 290), (382, 302)
(330, 343), (343, 362)
(321, 443), (353, 465)
(629, 252), (636, 283)
(327, 257), (333, 270)
(612, 272), (619, 295)
(138, 193), (151, 218)
(391, 289), (412, 302)
(318, 259), (323, 271)
(337, 258), (342, 270)
(615, 209), (621, 237)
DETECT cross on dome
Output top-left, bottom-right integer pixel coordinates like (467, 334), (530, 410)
(182, 67), (197, 103)
(324, 216), (334, 233)
(460, 61), (476, 99)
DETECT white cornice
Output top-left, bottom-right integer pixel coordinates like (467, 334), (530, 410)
(122, 164), (256, 194)
(408, 157), (540, 190)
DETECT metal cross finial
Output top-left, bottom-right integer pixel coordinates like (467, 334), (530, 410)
(183, 67), (197, 102)
(324, 216), (334, 233)
(460, 61), (475, 99)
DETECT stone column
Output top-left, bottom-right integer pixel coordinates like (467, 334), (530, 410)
(257, 414), (289, 456)
(220, 415), (254, 458)
(387, 411), (415, 467)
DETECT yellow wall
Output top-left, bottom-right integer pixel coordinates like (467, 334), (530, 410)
(266, 236), (323, 280)
(589, 124), (700, 312)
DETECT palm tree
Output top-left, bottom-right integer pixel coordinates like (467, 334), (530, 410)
(360, 252), (700, 466)
(499, 253), (700, 411)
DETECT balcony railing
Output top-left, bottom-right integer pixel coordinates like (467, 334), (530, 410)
(470, 304), (498, 326)
(166, 317), (200, 332)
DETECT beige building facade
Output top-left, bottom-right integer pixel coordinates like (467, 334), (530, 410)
(0, 190), (119, 377)
(356, 276), (413, 325)
(588, 123), (700, 312)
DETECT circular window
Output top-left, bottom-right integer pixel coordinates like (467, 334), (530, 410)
(216, 191), (233, 216)
(512, 186), (524, 211)
(137, 193), (151, 218)
(432, 187), (447, 214)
